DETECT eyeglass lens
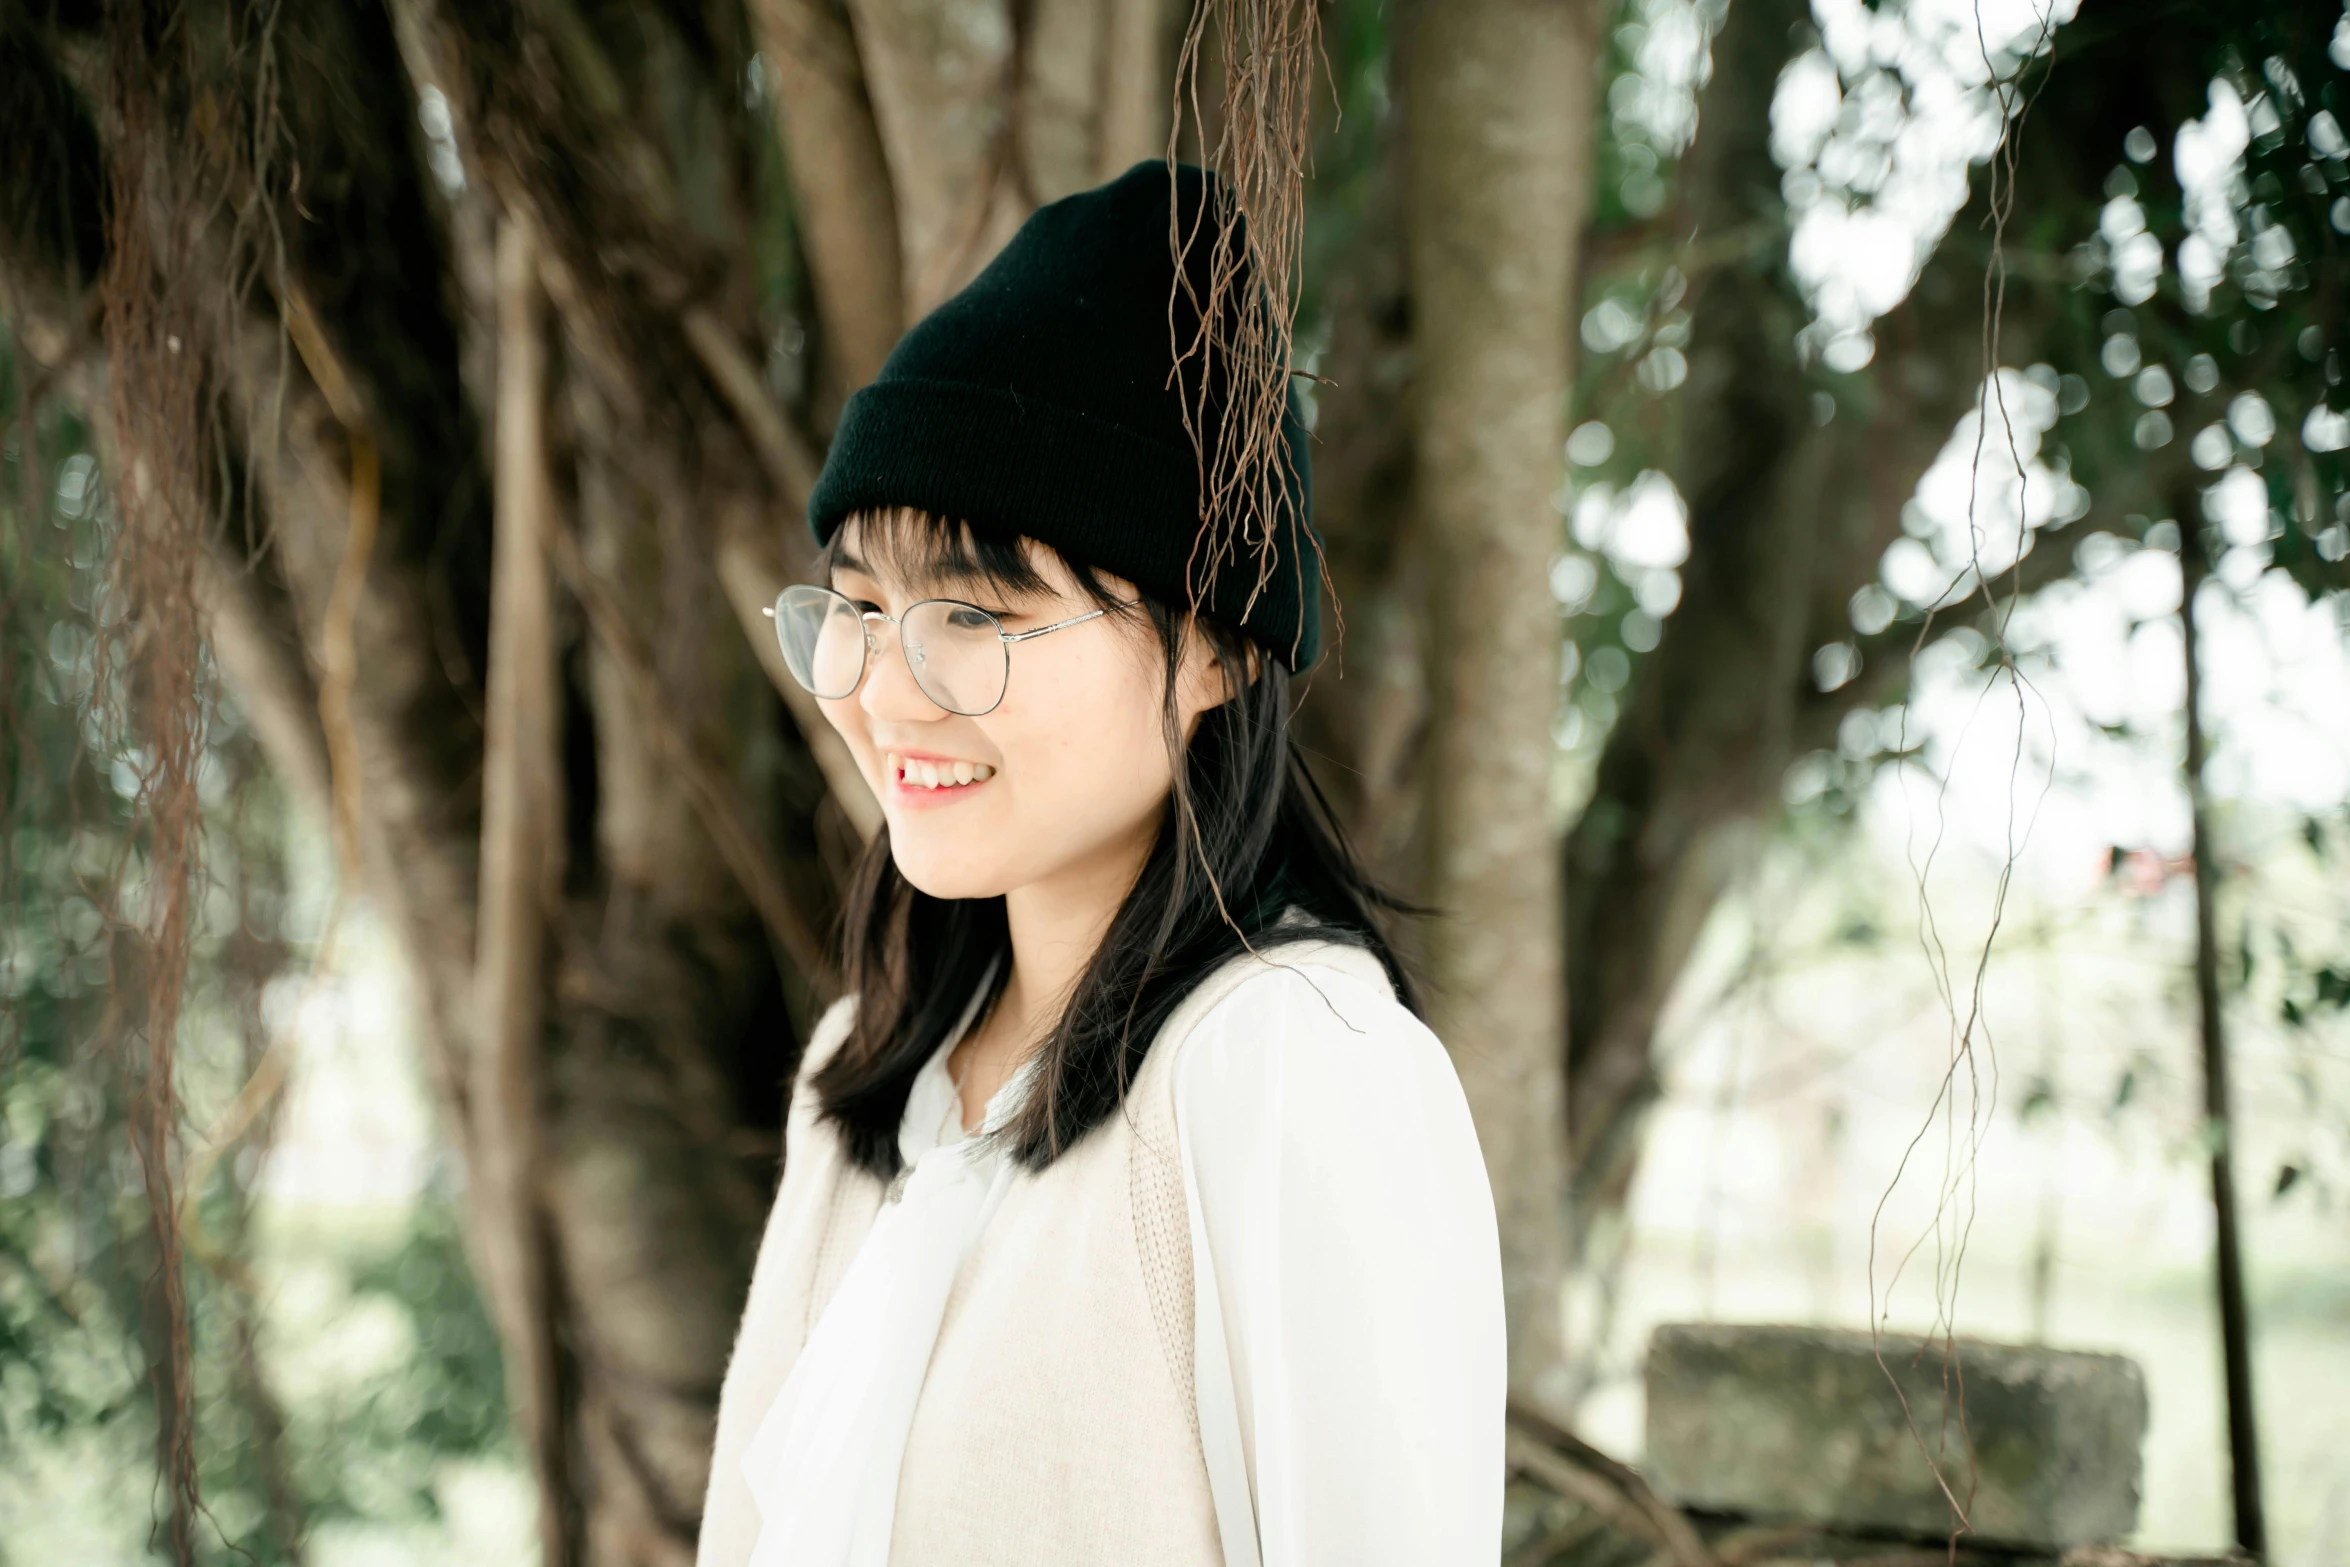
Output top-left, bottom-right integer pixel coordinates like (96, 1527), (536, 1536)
(772, 586), (1012, 716)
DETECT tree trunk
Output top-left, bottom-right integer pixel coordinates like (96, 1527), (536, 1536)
(1564, 0), (1849, 1243)
(2179, 507), (2267, 1557)
(1402, 0), (1605, 1409)
(1291, 106), (1423, 881)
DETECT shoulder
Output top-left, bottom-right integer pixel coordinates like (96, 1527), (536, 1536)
(1166, 933), (1403, 1038)
(1191, 940), (1432, 1061)
(1175, 947), (1477, 1154)
(1172, 949), (1499, 1284)
(779, 995), (874, 1184)
(1210, 952), (1419, 1048)
(791, 994), (860, 1099)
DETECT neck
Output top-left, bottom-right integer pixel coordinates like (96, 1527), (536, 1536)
(993, 828), (1151, 1052)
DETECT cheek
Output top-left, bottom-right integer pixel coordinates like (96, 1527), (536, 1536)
(888, 636), (1175, 894)
(817, 696), (880, 779)
(1007, 668), (1171, 821)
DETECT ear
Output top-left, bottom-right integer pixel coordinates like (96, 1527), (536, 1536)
(1172, 616), (1246, 732)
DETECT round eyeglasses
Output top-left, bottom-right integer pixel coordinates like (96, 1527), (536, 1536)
(764, 583), (1111, 717)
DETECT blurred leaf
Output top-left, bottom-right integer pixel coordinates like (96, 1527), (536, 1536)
(1832, 910), (1881, 947)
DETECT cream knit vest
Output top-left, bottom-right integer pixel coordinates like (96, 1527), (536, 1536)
(698, 940), (1388, 1567)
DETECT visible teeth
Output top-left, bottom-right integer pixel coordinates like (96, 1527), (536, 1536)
(885, 753), (994, 790)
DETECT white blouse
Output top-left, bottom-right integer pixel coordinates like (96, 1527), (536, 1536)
(740, 956), (1506, 1566)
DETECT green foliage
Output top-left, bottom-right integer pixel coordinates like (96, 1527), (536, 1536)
(2, 333), (304, 1564)
(1, 364), (147, 1470)
(2, 326), (510, 1561)
(2056, 11), (2350, 595)
(345, 1204), (510, 1467)
(278, 1202), (513, 1530)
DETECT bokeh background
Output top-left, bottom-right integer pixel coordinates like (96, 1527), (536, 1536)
(3, 0), (2347, 1563)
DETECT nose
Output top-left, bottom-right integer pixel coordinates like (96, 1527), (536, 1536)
(859, 615), (949, 722)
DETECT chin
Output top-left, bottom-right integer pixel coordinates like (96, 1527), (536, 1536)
(885, 838), (1015, 903)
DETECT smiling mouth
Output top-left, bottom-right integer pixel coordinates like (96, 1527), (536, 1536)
(887, 752), (996, 791)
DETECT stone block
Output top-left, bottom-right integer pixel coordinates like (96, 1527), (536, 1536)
(1643, 1322), (2148, 1550)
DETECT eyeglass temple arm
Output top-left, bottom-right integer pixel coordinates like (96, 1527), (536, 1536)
(1000, 604), (1132, 643)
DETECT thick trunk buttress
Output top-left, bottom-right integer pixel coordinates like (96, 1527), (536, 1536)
(1403, 0), (1605, 1407)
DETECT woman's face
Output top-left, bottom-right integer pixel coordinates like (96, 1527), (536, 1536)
(818, 519), (1224, 906)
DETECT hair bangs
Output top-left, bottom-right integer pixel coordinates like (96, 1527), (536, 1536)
(825, 507), (1060, 602)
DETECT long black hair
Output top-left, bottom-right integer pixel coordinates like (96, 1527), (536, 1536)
(810, 509), (1416, 1178)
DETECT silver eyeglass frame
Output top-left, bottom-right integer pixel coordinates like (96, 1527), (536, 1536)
(763, 583), (1112, 716)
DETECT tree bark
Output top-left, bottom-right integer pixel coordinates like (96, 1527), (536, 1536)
(1403, 0), (1605, 1408)
(850, 0), (1031, 313)
(1022, 0), (1171, 198)
(1091, 0), (1172, 180)
(750, 0), (907, 396)
(1292, 114), (1423, 882)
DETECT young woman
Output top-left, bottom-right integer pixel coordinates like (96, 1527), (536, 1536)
(697, 162), (1503, 1567)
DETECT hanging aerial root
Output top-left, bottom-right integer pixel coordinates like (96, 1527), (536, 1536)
(96, 6), (213, 1560)
(1167, 0), (1329, 666)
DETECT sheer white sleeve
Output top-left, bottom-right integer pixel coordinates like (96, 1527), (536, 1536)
(1175, 961), (1506, 1567)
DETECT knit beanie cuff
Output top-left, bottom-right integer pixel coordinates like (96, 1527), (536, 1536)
(810, 377), (1316, 667)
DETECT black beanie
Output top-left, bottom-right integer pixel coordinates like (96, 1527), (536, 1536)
(806, 161), (1322, 669)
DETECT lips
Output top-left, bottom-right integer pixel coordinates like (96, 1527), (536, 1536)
(886, 751), (996, 791)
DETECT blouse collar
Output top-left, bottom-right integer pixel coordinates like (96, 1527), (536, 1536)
(896, 960), (1035, 1169)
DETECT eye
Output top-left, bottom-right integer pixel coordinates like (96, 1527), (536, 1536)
(943, 605), (999, 633)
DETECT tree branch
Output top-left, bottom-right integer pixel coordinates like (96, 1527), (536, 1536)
(1506, 1399), (1719, 1567)
(475, 215), (569, 1567)
(279, 280), (382, 888)
(544, 509), (837, 990)
(680, 305), (882, 839)
(682, 305), (821, 506)
(1092, 0), (1169, 182)
(1833, 517), (2093, 728)
(194, 547), (332, 828)
(712, 513), (884, 842)
(848, 0), (1031, 314)
(746, 0), (906, 392)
